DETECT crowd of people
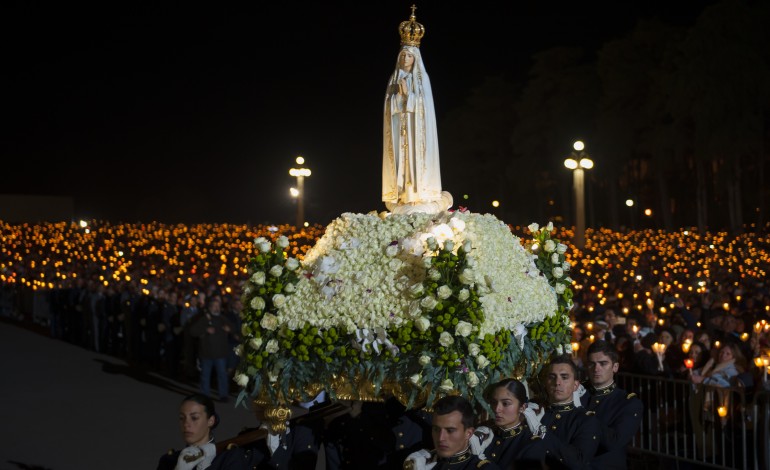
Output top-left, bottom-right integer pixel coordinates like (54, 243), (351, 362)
(3, 220), (770, 468)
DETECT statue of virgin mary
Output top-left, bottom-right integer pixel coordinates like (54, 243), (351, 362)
(382, 7), (452, 214)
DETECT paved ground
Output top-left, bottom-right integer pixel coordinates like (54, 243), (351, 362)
(0, 321), (259, 470)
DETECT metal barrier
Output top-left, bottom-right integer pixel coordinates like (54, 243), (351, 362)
(617, 372), (770, 469)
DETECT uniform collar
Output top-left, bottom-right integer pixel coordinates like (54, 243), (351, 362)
(495, 423), (524, 438)
(549, 401), (576, 413)
(437, 445), (472, 464)
(590, 381), (616, 396)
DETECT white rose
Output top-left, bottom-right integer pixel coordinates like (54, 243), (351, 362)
(428, 269), (441, 281)
(466, 371), (479, 388)
(250, 296), (265, 310)
(419, 355), (432, 366)
(555, 283), (566, 294)
(409, 283), (425, 297)
(254, 237), (267, 246)
(269, 265), (283, 277)
(459, 269), (475, 285)
(557, 243), (568, 254)
(544, 240), (556, 253)
(462, 240), (472, 253)
(420, 296), (438, 310)
(257, 241), (271, 253)
(455, 321), (472, 337)
(284, 283), (296, 293)
(458, 289), (470, 302)
(409, 373), (422, 386)
(443, 240), (454, 252)
(234, 373), (249, 387)
(439, 331), (454, 347)
(552, 266), (564, 278)
(249, 337), (263, 350)
(251, 272), (266, 285)
(385, 244), (399, 257)
(439, 379), (455, 392)
(276, 235), (290, 248)
(468, 343), (480, 356)
(528, 223), (539, 233)
(557, 344), (565, 355)
(272, 294), (286, 308)
(415, 316), (431, 332)
(285, 257), (299, 271)
(476, 355), (490, 368)
(265, 339), (279, 353)
(437, 285), (452, 300)
(562, 261), (571, 272)
(564, 343), (572, 353)
(260, 313), (279, 331)
(546, 221), (554, 231)
(423, 257), (433, 268)
(551, 253), (559, 264)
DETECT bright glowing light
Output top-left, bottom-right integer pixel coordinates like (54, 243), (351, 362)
(295, 156), (305, 165)
(573, 141), (585, 151)
(579, 158), (594, 169)
(644, 208), (652, 216)
(289, 168), (311, 177)
(625, 199), (634, 207)
(303, 222), (309, 227)
(289, 187), (299, 197)
(79, 220), (88, 228)
(491, 200), (500, 208)
(564, 158), (578, 170)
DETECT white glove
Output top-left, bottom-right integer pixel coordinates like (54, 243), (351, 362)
(573, 383), (586, 407)
(522, 403), (546, 437)
(175, 446), (204, 470)
(195, 443), (216, 470)
(470, 426), (494, 459)
(404, 449), (436, 470)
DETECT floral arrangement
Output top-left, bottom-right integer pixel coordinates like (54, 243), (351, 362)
(233, 211), (572, 412)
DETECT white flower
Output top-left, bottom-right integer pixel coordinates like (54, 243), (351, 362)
(385, 244), (399, 257)
(466, 371), (479, 387)
(557, 344), (565, 354)
(458, 269), (475, 285)
(269, 265), (283, 277)
(250, 296), (265, 310)
(555, 283), (566, 294)
(458, 289), (470, 302)
(428, 269), (441, 281)
(426, 237), (438, 251)
(241, 324), (251, 336)
(254, 236), (267, 245)
(423, 257), (433, 268)
(419, 355), (432, 366)
(544, 240), (556, 253)
(462, 240), (472, 253)
(257, 241), (271, 253)
(420, 296), (438, 310)
(251, 272), (266, 285)
(476, 355), (490, 368)
(284, 283), (296, 293)
(557, 243), (568, 254)
(551, 253), (559, 264)
(234, 373), (249, 387)
(265, 339), (279, 353)
(439, 331), (454, 347)
(546, 222), (554, 232)
(439, 379), (455, 392)
(260, 313), (279, 331)
(528, 223), (539, 233)
(285, 258), (299, 271)
(437, 285), (452, 300)
(409, 373), (422, 386)
(272, 294), (286, 309)
(468, 343), (480, 356)
(443, 240), (454, 252)
(431, 224), (454, 244)
(409, 283), (425, 297)
(449, 217), (466, 233)
(564, 343), (572, 353)
(268, 371), (278, 382)
(552, 266), (564, 279)
(415, 316), (431, 332)
(276, 235), (290, 248)
(562, 261), (571, 272)
(249, 337), (263, 350)
(234, 344), (243, 356)
(455, 321), (472, 337)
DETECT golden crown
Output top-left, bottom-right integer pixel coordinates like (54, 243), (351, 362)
(399, 5), (425, 47)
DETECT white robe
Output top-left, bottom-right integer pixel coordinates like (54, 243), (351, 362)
(382, 46), (442, 205)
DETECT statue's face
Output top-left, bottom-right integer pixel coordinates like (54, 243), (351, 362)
(399, 51), (415, 70)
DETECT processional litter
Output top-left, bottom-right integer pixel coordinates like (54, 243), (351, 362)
(232, 7), (574, 434)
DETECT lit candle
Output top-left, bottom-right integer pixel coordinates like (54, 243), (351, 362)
(684, 358), (694, 369)
(682, 340), (692, 353)
(632, 325), (639, 335)
(717, 406), (728, 418)
(755, 322), (763, 334)
(755, 357), (764, 368)
(714, 341), (721, 349)
(586, 322), (593, 331)
(740, 333), (749, 342)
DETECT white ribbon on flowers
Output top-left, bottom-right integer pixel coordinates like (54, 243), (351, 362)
(352, 328), (399, 356)
(513, 323), (527, 348)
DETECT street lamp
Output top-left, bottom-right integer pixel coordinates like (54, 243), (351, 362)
(289, 156), (311, 228)
(564, 140), (593, 250)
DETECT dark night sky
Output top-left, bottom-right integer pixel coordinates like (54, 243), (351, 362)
(3, 1), (713, 225)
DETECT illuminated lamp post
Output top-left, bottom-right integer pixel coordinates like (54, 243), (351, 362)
(564, 141), (593, 250)
(289, 156), (311, 228)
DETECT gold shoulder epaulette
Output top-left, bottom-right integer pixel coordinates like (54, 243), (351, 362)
(627, 393), (637, 399)
(585, 410), (596, 416)
(478, 460), (492, 467)
(226, 442), (239, 450)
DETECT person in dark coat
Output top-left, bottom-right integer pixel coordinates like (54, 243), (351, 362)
(189, 296), (235, 401)
(581, 340), (643, 469)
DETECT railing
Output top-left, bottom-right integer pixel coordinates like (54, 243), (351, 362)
(617, 372), (770, 469)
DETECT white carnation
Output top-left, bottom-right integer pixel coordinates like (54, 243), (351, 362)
(234, 373), (249, 387)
